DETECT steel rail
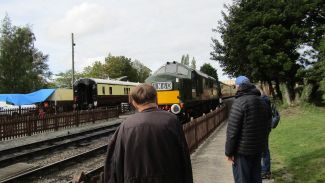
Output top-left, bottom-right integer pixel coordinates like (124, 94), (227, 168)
(0, 144), (108, 183)
(0, 125), (118, 168)
(0, 123), (120, 169)
(0, 122), (120, 157)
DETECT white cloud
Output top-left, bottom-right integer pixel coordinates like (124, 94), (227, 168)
(1, 0), (233, 81)
(77, 56), (105, 71)
(48, 2), (114, 39)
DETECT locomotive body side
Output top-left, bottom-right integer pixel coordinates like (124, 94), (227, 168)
(145, 62), (220, 122)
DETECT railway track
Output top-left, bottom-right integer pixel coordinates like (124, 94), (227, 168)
(69, 166), (104, 183)
(0, 144), (108, 183)
(0, 123), (120, 168)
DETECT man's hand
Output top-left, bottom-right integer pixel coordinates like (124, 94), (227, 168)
(226, 156), (234, 164)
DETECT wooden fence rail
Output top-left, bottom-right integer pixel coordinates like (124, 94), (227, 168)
(72, 105), (228, 183)
(183, 105), (227, 153)
(0, 107), (119, 141)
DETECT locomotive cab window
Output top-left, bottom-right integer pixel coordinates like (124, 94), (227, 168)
(177, 65), (189, 76)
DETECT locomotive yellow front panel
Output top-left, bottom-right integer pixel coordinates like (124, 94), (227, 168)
(157, 90), (180, 105)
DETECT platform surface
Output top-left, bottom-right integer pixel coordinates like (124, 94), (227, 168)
(191, 121), (275, 183)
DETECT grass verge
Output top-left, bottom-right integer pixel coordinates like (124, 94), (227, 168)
(270, 105), (325, 183)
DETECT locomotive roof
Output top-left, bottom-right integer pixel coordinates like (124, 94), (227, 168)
(153, 62), (216, 81)
(75, 78), (141, 86)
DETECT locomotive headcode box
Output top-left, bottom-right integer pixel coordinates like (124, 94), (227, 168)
(152, 82), (173, 90)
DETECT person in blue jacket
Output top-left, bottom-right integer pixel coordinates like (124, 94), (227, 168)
(260, 90), (280, 179)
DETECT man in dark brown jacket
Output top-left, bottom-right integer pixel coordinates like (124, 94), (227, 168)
(104, 84), (193, 183)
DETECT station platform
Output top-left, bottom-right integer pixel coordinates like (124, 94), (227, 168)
(191, 121), (275, 183)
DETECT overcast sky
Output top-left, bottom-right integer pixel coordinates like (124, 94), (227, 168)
(0, 0), (233, 80)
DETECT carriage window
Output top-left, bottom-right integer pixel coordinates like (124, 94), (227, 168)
(102, 86), (105, 94)
(109, 87), (112, 95)
(177, 65), (188, 75)
(166, 64), (177, 73)
(124, 88), (130, 94)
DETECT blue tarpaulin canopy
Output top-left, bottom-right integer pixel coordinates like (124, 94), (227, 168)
(0, 89), (55, 105)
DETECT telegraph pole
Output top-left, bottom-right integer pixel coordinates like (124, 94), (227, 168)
(71, 33), (76, 86)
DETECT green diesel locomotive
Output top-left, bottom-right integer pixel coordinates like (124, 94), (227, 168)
(145, 61), (220, 122)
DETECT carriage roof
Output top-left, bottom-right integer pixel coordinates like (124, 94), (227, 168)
(75, 78), (141, 86)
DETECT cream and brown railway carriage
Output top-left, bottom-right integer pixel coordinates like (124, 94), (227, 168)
(46, 88), (74, 112)
(73, 78), (140, 110)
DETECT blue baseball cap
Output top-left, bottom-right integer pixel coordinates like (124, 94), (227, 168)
(235, 76), (250, 86)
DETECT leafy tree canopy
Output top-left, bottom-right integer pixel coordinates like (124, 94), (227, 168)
(211, 0), (324, 102)
(132, 60), (151, 83)
(54, 70), (85, 88)
(191, 57), (196, 69)
(0, 15), (51, 93)
(74, 54), (151, 83)
(200, 63), (219, 81)
(83, 61), (107, 79)
(181, 54), (190, 66)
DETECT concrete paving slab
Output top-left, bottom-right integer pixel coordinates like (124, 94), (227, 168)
(191, 122), (233, 183)
(191, 121), (275, 183)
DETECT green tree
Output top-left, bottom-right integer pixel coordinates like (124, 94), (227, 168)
(301, 38), (325, 104)
(200, 63), (218, 81)
(302, 0), (325, 50)
(104, 55), (138, 82)
(184, 54), (190, 66)
(83, 61), (107, 79)
(180, 54), (191, 66)
(0, 15), (51, 93)
(81, 54), (148, 82)
(132, 60), (151, 83)
(300, 0), (325, 104)
(54, 70), (84, 88)
(181, 55), (186, 64)
(191, 57), (196, 69)
(211, 0), (321, 104)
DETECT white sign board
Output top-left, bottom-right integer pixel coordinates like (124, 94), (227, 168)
(152, 82), (173, 90)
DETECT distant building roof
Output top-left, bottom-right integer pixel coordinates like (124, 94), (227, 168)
(74, 78), (141, 86)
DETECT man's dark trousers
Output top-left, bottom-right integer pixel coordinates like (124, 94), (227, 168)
(232, 154), (262, 183)
(261, 141), (271, 174)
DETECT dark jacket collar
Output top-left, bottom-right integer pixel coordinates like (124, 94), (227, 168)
(235, 84), (261, 98)
(141, 106), (160, 112)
